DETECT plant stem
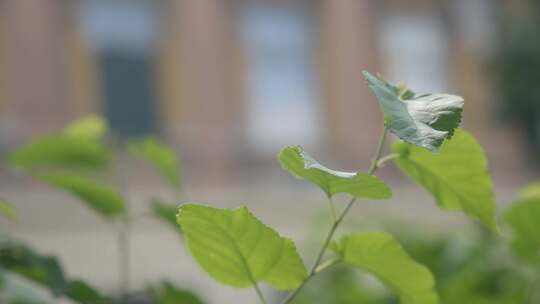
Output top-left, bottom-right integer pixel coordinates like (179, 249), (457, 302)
(327, 197), (337, 224)
(376, 153), (399, 168)
(314, 258), (341, 274)
(368, 128), (389, 175)
(112, 139), (131, 299)
(281, 127), (389, 304)
(254, 282), (268, 304)
(117, 217), (130, 297)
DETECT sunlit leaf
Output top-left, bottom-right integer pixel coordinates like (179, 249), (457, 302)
(8, 136), (109, 171)
(393, 129), (497, 231)
(129, 137), (181, 191)
(363, 71), (463, 151)
(504, 193), (540, 261)
(39, 173), (126, 218)
(63, 115), (108, 141)
(278, 146), (392, 199)
(0, 198), (16, 221)
(150, 281), (204, 304)
(151, 199), (182, 234)
(337, 232), (438, 304)
(178, 204), (306, 290)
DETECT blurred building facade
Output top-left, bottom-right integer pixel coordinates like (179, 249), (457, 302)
(0, 0), (533, 185)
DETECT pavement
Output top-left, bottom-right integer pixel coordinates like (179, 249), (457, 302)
(0, 182), (519, 303)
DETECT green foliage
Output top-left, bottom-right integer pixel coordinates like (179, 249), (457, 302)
(0, 269), (57, 304)
(129, 137), (182, 191)
(64, 280), (111, 304)
(504, 183), (540, 261)
(335, 232), (438, 304)
(0, 239), (113, 304)
(279, 146), (392, 199)
(178, 204), (307, 290)
(363, 71), (463, 152)
(63, 115), (108, 141)
(7, 115), (109, 173)
(175, 72), (504, 304)
(38, 173), (126, 218)
(288, 266), (387, 304)
(152, 198), (182, 234)
(0, 240), (66, 297)
(519, 182), (540, 199)
(291, 224), (529, 304)
(5, 72), (507, 304)
(2, 115), (205, 303)
(393, 129), (497, 231)
(0, 198), (16, 221)
(150, 281), (205, 304)
(8, 136), (109, 172)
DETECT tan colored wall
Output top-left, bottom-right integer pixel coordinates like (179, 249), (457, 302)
(1, 0), (73, 138)
(319, 0), (382, 167)
(174, 0), (244, 185)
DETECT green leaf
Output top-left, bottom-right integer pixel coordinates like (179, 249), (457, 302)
(393, 129), (497, 231)
(0, 198), (16, 221)
(0, 241), (67, 297)
(150, 281), (205, 304)
(151, 199), (182, 234)
(38, 173), (126, 218)
(278, 146), (392, 199)
(338, 232), (438, 304)
(8, 135), (109, 171)
(0, 268), (59, 304)
(177, 204), (307, 290)
(363, 71), (463, 151)
(129, 137), (181, 191)
(518, 182), (540, 199)
(504, 194), (540, 261)
(64, 280), (111, 304)
(63, 115), (108, 141)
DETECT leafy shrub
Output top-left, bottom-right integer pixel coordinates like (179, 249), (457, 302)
(2, 71), (540, 304)
(176, 71), (502, 304)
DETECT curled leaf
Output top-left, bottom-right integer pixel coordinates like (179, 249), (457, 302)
(363, 71), (463, 152)
(279, 146), (391, 199)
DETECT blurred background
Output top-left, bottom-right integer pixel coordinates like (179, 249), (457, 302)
(1, 0), (540, 303)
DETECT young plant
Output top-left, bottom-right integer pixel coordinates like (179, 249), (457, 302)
(4, 116), (197, 303)
(176, 71), (498, 304)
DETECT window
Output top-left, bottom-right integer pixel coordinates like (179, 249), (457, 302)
(380, 13), (450, 92)
(79, 0), (159, 137)
(240, 2), (321, 155)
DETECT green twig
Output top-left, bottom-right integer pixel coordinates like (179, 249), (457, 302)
(117, 217), (130, 297)
(254, 282), (267, 304)
(376, 153), (399, 168)
(327, 197), (337, 224)
(281, 127), (389, 304)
